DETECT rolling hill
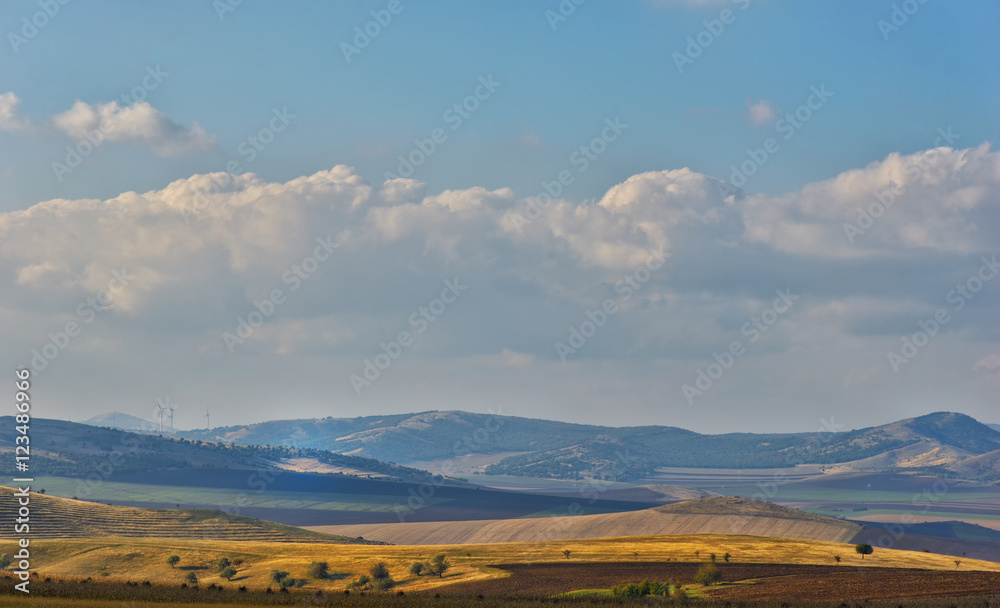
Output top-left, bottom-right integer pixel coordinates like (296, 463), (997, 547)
(308, 496), (1000, 563)
(0, 486), (372, 543)
(306, 497), (864, 545)
(0, 416), (435, 482)
(175, 411), (1000, 482)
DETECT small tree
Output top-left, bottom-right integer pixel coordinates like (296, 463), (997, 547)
(166, 555), (180, 568)
(954, 560), (961, 569)
(562, 549), (571, 559)
(855, 544), (873, 560)
(220, 566), (237, 581)
(308, 561), (329, 579)
(270, 570), (289, 583)
(409, 562), (425, 576)
(834, 555), (841, 564)
(693, 563), (722, 586)
(0, 554), (11, 570)
(369, 562), (390, 581)
(709, 553), (717, 563)
(429, 554), (450, 578)
(184, 572), (198, 585)
(723, 552), (731, 563)
(216, 557), (231, 572)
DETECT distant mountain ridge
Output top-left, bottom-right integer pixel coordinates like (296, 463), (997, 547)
(171, 411), (1000, 483)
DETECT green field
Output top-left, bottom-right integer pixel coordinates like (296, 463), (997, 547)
(33, 476), (447, 513)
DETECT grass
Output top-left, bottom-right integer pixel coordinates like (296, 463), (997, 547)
(1, 532), (996, 596)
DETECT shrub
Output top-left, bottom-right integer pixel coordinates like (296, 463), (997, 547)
(834, 555), (841, 563)
(308, 561), (329, 579)
(723, 552), (731, 563)
(166, 555), (180, 568)
(270, 570), (289, 583)
(0, 555), (10, 570)
(562, 549), (571, 559)
(694, 563), (722, 586)
(216, 557), (231, 572)
(369, 562), (390, 581)
(610, 579), (670, 597)
(184, 572), (198, 585)
(409, 562), (425, 576)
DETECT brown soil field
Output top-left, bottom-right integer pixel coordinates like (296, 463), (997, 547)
(443, 562), (1000, 601)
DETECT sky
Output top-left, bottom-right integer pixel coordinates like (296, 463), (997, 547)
(0, 0), (998, 434)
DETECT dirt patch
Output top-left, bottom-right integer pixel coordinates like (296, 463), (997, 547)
(440, 562), (1000, 600)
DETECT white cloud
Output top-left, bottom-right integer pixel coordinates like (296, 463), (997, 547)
(0, 92), (29, 131)
(52, 100), (216, 156)
(1, 145), (997, 429)
(742, 143), (1000, 258)
(746, 98), (777, 126)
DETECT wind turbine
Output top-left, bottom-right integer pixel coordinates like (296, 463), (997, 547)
(205, 405), (211, 431)
(155, 400), (165, 432)
(155, 396), (176, 433)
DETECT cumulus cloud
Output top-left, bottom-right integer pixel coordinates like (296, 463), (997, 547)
(1, 144), (997, 428)
(746, 98), (777, 125)
(742, 143), (1000, 258)
(52, 100), (216, 156)
(0, 92), (29, 131)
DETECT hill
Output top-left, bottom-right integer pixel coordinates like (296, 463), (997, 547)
(307, 495), (1000, 562)
(177, 411), (1000, 482)
(306, 496), (863, 545)
(0, 416), (435, 482)
(0, 486), (372, 543)
(82, 411), (159, 433)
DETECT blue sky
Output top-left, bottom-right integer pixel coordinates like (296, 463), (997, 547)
(1, 1), (998, 433)
(3, 0), (997, 210)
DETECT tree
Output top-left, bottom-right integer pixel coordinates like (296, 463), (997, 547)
(166, 555), (180, 568)
(855, 544), (873, 560)
(429, 554), (450, 578)
(369, 562), (390, 581)
(0, 554), (11, 570)
(834, 555), (841, 564)
(723, 552), (731, 563)
(709, 553), (717, 563)
(308, 561), (329, 579)
(184, 572), (198, 585)
(954, 560), (961, 569)
(409, 562), (425, 576)
(216, 557), (231, 572)
(270, 570), (290, 583)
(693, 563), (722, 586)
(562, 549), (571, 559)
(220, 566), (237, 581)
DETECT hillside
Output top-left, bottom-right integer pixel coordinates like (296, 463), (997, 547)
(0, 486), (372, 543)
(0, 417), (435, 482)
(307, 497), (863, 546)
(176, 411), (1000, 482)
(82, 412), (159, 433)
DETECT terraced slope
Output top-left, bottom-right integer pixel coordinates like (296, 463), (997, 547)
(307, 496), (862, 545)
(0, 486), (370, 543)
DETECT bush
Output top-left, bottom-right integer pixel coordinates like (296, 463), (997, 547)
(348, 574), (371, 590)
(409, 562), (425, 576)
(369, 562), (390, 581)
(166, 555), (180, 568)
(610, 579), (670, 597)
(219, 566), (237, 581)
(184, 572), (198, 585)
(0, 554), (10, 570)
(270, 570), (289, 583)
(694, 563), (722, 586)
(308, 561), (329, 579)
(216, 557), (231, 572)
